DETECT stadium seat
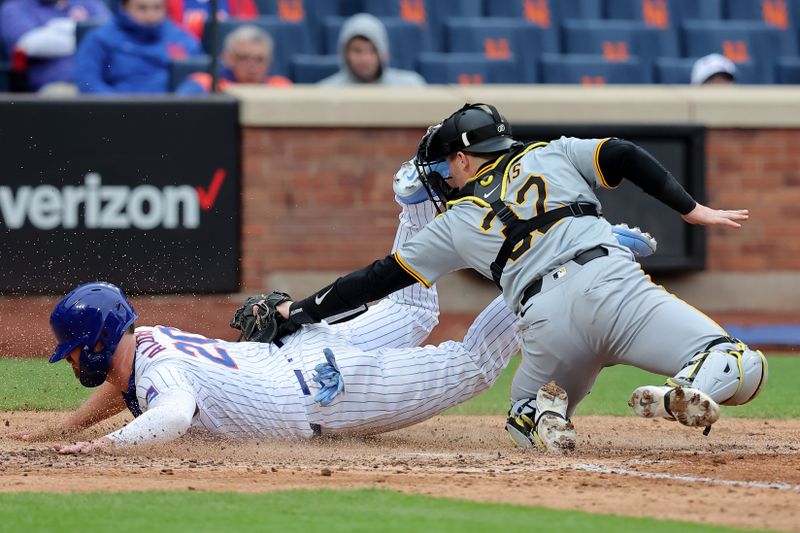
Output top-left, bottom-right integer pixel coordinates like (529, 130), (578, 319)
(364, 0), (428, 23)
(683, 20), (788, 83)
(540, 54), (653, 84)
(426, 0), (484, 51)
(606, 0), (723, 28)
(444, 17), (558, 83)
(203, 16), (313, 78)
(291, 54), (340, 83)
(169, 55), (212, 92)
(363, 0), (486, 24)
(322, 16), (433, 70)
(339, 0), (364, 15)
(360, 0), (483, 51)
(417, 53), (522, 84)
(776, 56), (800, 82)
(655, 56), (758, 83)
(252, 0), (343, 51)
(562, 19), (680, 68)
(724, 0), (798, 55)
(486, 0), (602, 28)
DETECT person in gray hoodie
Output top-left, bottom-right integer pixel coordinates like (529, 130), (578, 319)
(319, 13), (426, 86)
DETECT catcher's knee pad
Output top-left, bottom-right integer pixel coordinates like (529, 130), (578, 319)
(668, 337), (768, 406)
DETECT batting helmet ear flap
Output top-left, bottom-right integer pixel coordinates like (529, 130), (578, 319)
(78, 343), (114, 387)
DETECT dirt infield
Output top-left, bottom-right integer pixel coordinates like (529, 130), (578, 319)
(2, 412), (799, 532)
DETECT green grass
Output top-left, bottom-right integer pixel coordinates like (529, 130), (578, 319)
(447, 354), (799, 419)
(0, 355), (796, 419)
(0, 358), (89, 411)
(0, 489), (765, 533)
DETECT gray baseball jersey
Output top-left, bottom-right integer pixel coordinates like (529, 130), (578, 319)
(395, 137), (729, 411)
(396, 137), (629, 312)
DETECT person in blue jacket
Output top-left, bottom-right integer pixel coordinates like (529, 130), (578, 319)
(0, 0), (111, 92)
(75, 0), (201, 93)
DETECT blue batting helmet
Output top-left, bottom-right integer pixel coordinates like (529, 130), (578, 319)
(49, 282), (137, 387)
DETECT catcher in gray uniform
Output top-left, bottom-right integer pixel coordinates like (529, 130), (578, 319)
(275, 103), (768, 452)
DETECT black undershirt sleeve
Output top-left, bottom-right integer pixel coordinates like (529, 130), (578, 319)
(597, 138), (697, 215)
(287, 255), (417, 326)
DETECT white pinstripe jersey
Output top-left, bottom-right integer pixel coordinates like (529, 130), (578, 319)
(126, 201), (521, 440)
(130, 288), (518, 441)
(122, 199), (521, 440)
(132, 326), (315, 438)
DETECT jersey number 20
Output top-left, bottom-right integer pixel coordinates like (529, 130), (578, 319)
(159, 327), (239, 370)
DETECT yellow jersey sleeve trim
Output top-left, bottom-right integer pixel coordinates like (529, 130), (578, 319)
(393, 252), (432, 288)
(501, 142), (549, 197)
(446, 196), (491, 209)
(594, 138), (618, 189)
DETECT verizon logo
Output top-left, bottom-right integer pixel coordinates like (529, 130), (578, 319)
(0, 171), (226, 230)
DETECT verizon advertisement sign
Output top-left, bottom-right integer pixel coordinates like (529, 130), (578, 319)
(0, 99), (240, 293)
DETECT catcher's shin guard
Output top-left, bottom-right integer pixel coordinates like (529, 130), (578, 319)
(506, 381), (576, 453)
(667, 337), (768, 406)
(629, 386), (720, 431)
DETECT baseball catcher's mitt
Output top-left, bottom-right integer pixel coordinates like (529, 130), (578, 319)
(230, 291), (292, 343)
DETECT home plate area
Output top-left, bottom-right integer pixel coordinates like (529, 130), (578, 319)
(2, 413), (799, 532)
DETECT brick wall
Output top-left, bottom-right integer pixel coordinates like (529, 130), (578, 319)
(706, 129), (800, 271)
(241, 127), (425, 289)
(3, 126), (799, 358)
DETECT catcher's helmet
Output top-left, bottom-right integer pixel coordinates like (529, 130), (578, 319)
(414, 103), (516, 212)
(49, 282), (137, 387)
(417, 103), (516, 164)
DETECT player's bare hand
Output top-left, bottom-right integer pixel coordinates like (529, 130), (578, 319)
(681, 203), (749, 228)
(276, 300), (292, 320)
(53, 437), (114, 455)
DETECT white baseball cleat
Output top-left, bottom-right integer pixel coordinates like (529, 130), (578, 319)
(506, 381), (576, 453)
(629, 385), (720, 428)
(534, 381), (577, 452)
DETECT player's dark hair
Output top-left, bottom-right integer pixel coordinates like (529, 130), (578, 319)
(127, 324), (136, 334)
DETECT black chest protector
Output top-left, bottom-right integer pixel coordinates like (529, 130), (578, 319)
(460, 143), (602, 289)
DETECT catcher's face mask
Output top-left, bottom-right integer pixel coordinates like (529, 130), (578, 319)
(414, 123), (456, 213)
(415, 103), (516, 212)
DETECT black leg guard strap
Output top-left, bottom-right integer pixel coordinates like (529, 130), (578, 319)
(704, 336), (742, 351)
(663, 388), (676, 419)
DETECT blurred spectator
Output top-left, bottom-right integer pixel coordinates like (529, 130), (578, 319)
(167, 0), (258, 39)
(319, 13), (426, 86)
(177, 25), (291, 93)
(691, 53), (736, 85)
(0, 0), (111, 92)
(75, 0), (201, 93)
